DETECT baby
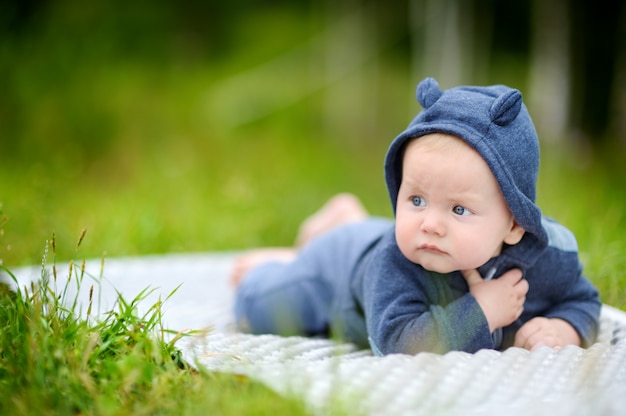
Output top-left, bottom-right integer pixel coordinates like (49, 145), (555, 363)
(232, 77), (601, 355)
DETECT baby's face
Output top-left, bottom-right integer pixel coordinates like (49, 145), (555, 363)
(395, 133), (524, 273)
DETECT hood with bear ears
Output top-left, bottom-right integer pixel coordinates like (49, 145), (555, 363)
(384, 77), (548, 268)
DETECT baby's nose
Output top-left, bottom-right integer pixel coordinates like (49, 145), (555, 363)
(419, 209), (446, 236)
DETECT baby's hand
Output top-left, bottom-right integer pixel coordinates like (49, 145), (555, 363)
(462, 268), (528, 333)
(514, 317), (581, 350)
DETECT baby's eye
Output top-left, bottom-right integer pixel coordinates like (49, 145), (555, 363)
(412, 196), (426, 207)
(452, 205), (471, 216)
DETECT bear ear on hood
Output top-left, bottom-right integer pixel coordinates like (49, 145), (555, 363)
(416, 77), (442, 109)
(490, 89), (522, 126)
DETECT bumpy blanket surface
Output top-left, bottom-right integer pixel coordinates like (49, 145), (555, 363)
(11, 253), (626, 415)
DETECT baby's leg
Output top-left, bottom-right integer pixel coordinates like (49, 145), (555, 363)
(234, 259), (332, 336)
(233, 226), (346, 336)
(234, 217), (392, 338)
(229, 193), (368, 286)
(230, 248), (296, 287)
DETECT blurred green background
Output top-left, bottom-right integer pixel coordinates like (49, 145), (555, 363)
(1, 0), (625, 307)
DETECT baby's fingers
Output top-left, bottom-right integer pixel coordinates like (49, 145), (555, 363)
(499, 268), (524, 283)
(515, 277), (529, 296)
(514, 317), (561, 350)
(499, 269), (528, 295)
(461, 269), (484, 286)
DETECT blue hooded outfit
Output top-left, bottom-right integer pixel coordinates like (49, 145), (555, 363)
(234, 78), (601, 355)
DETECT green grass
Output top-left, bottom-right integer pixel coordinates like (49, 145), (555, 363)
(0, 233), (307, 415)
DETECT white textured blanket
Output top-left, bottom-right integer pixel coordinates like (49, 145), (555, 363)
(10, 253), (626, 415)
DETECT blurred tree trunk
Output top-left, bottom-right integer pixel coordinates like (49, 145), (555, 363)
(528, 0), (570, 143)
(611, 6), (626, 147)
(570, 0), (623, 143)
(322, 0), (379, 141)
(409, 0), (475, 88)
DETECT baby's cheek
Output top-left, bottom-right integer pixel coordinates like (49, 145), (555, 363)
(395, 225), (414, 252)
(399, 242), (421, 265)
(456, 243), (493, 270)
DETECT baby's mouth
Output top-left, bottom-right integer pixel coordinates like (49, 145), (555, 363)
(418, 243), (447, 255)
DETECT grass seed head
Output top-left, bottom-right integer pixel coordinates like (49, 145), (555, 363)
(76, 228), (87, 250)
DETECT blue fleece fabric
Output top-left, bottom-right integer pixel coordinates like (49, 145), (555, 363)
(234, 78), (601, 355)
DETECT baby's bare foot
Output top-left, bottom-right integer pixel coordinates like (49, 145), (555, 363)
(295, 193), (368, 247)
(230, 248), (297, 287)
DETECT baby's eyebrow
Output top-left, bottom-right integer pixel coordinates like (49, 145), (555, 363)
(447, 188), (492, 204)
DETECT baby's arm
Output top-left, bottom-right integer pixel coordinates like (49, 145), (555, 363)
(462, 268), (528, 333)
(364, 250), (496, 354)
(513, 317), (581, 350)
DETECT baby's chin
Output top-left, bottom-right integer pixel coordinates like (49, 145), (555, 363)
(421, 261), (490, 275)
(406, 250), (491, 274)
(418, 263), (459, 274)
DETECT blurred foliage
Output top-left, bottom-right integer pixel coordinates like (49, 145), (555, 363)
(0, 0), (402, 265)
(0, 0), (624, 309)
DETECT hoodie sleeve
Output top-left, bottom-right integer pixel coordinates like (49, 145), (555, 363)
(361, 242), (494, 355)
(520, 219), (601, 348)
(524, 251), (601, 347)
